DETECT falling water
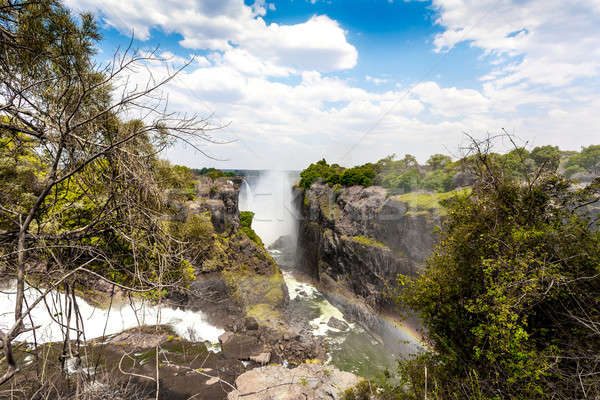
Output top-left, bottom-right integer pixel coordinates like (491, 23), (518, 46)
(0, 281), (223, 345)
(239, 170), (298, 246)
(239, 179), (254, 211)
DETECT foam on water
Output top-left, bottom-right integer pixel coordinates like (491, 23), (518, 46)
(281, 271), (353, 336)
(0, 281), (223, 344)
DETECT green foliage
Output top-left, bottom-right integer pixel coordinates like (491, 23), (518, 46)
(298, 159), (346, 189)
(172, 214), (215, 263)
(564, 144), (600, 176)
(156, 160), (196, 200)
(530, 145), (560, 171)
(239, 211), (264, 247)
(427, 154), (452, 170)
(0, 130), (46, 229)
(392, 189), (470, 216)
(393, 172), (600, 399)
(350, 236), (388, 249)
(240, 211), (254, 229)
(194, 167), (236, 179)
(298, 146), (599, 197)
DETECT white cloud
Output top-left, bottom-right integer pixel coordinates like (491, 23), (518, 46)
(366, 75), (388, 85)
(429, 0), (600, 88)
(65, 0), (357, 73)
(411, 81), (489, 117)
(65, 0), (600, 169)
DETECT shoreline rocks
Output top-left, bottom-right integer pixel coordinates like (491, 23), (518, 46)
(227, 363), (360, 400)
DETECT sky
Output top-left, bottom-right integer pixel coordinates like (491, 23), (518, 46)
(64, 0), (600, 170)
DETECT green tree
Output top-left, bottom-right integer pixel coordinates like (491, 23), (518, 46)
(396, 139), (600, 399)
(564, 144), (600, 176)
(530, 145), (560, 171)
(426, 154), (452, 170)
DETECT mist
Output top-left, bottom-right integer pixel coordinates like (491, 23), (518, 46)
(239, 170), (299, 247)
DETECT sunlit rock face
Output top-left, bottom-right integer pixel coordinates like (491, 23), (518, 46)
(228, 363), (360, 400)
(296, 182), (440, 313)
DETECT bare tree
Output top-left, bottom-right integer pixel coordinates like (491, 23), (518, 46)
(0, 0), (221, 390)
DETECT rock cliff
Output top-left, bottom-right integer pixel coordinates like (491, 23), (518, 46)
(296, 182), (442, 330)
(174, 177), (288, 329)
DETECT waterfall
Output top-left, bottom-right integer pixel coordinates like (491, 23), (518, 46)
(0, 281), (223, 345)
(239, 170), (298, 247)
(239, 179), (254, 211)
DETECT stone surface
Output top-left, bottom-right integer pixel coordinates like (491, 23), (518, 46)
(296, 183), (440, 313)
(227, 363), (360, 400)
(327, 317), (349, 331)
(220, 333), (264, 360)
(249, 352), (271, 364)
(109, 330), (169, 350)
(219, 331), (234, 344)
(245, 316), (259, 330)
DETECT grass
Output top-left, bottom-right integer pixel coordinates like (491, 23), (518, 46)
(392, 188), (471, 215)
(349, 235), (388, 249)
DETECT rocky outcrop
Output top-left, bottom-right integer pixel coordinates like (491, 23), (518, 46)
(174, 176), (240, 234)
(296, 183), (441, 327)
(174, 177), (289, 330)
(228, 363), (360, 400)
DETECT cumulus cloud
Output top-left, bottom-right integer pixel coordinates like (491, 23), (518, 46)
(64, 0), (600, 169)
(428, 0), (600, 88)
(64, 0), (357, 73)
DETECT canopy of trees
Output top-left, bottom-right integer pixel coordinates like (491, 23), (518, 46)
(299, 144), (597, 194)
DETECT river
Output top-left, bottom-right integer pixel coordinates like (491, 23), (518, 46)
(0, 170), (421, 381)
(240, 170), (422, 379)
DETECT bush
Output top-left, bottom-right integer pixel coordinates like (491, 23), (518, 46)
(395, 171), (600, 399)
(239, 211), (264, 247)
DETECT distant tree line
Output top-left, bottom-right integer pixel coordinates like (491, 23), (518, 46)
(192, 167), (236, 180)
(299, 144), (600, 193)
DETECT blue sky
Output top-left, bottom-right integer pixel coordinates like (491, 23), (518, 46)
(65, 0), (600, 170)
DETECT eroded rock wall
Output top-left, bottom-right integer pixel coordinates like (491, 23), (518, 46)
(176, 177), (289, 329)
(296, 183), (440, 313)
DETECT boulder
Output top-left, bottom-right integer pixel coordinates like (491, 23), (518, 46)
(327, 317), (349, 331)
(228, 363), (360, 400)
(219, 331), (234, 345)
(244, 316), (259, 330)
(220, 333), (263, 360)
(249, 352), (271, 364)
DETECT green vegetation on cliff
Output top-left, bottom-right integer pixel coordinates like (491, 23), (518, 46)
(359, 141), (600, 400)
(349, 235), (388, 249)
(239, 211), (264, 246)
(392, 188), (471, 216)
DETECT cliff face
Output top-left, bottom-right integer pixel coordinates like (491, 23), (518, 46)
(296, 183), (440, 313)
(176, 177), (288, 329)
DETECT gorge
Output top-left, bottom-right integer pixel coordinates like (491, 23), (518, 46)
(1, 169), (430, 399)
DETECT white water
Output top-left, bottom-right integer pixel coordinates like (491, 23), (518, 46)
(239, 179), (254, 210)
(239, 170), (298, 246)
(281, 270), (354, 336)
(0, 281), (223, 345)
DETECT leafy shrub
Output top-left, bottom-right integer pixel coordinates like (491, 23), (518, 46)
(394, 171), (600, 399)
(239, 211), (264, 247)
